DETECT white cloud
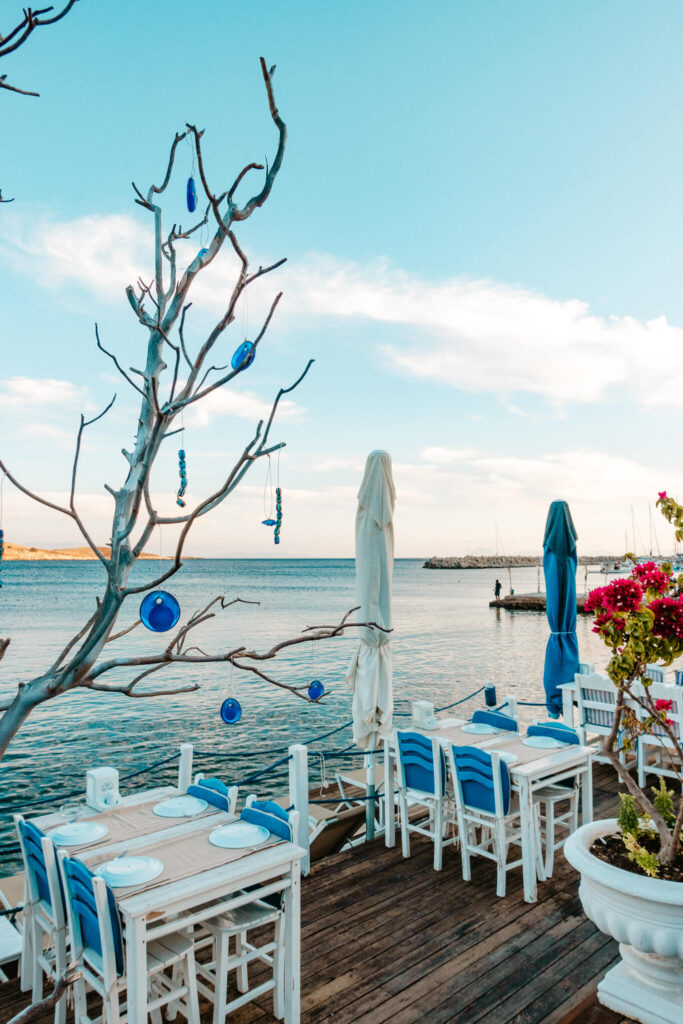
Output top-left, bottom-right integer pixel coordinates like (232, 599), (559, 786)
(0, 377), (84, 407)
(281, 255), (683, 407)
(184, 388), (303, 429)
(421, 446), (480, 464)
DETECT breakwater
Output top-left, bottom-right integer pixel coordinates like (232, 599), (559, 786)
(423, 555), (620, 569)
(489, 593), (591, 614)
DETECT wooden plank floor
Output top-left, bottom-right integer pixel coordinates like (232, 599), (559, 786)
(0, 765), (640, 1024)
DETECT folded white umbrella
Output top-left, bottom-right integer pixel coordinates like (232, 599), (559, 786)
(345, 451), (395, 836)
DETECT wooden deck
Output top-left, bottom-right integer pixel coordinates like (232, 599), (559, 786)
(0, 764), (639, 1024)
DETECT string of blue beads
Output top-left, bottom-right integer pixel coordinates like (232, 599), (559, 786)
(274, 487), (282, 545)
(177, 449), (187, 507)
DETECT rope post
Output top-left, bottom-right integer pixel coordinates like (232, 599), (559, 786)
(365, 748), (376, 843)
(502, 695), (517, 718)
(562, 685), (576, 726)
(289, 744), (310, 875)
(178, 743), (193, 791)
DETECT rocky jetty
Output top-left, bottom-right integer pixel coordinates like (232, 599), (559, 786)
(489, 593), (591, 614)
(423, 555), (620, 569)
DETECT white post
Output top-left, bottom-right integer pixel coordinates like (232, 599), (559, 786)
(178, 743), (193, 792)
(502, 694), (518, 718)
(365, 747), (376, 842)
(288, 744), (310, 875)
(562, 684), (576, 726)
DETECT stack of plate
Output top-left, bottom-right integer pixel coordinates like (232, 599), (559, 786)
(50, 821), (109, 847)
(522, 735), (565, 749)
(462, 722), (499, 735)
(95, 856), (164, 888)
(209, 822), (269, 849)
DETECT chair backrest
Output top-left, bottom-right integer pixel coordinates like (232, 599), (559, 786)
(188, 775), (237, 813)
(639, 681), (683, 741)
(575, 671), (618, 731)
(472, 709), (518, 732)
(644, 663), (666, 683)
(577, 662), (595, 675)
(241, 799), (295, 842)
(449, 746), (510, 816)
(527, 722), (580, 745)
(396, 731), (446, 796)
(14, 817), (64, 925)
(61, 856), (124, 979)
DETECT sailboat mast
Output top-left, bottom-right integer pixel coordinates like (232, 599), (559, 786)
(631, 505), (636, 556)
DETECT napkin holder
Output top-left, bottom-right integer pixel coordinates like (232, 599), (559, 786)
(412, 699), (438, 731)
(86, 766), (121, 812)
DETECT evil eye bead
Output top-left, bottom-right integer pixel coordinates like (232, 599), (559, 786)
(308, 679), (324, 702)
(186, 177), (197, 213)
(140, 591), (181, 632)
(231, 341), (255, 372)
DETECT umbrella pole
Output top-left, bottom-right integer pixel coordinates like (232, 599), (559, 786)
(366, 746), (376, 842)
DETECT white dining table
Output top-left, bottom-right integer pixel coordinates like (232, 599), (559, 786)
(34, 793), (305, 1023)
(383, 717), (594, 903)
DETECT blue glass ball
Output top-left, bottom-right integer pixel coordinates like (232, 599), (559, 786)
(231, 341), (255, 372)
(186, 177), (197, 213)
(220, 698), (242, 724)
(139, 591), (181, 633)
(262, 519), (276, 526)
(308, 679), (324, 702)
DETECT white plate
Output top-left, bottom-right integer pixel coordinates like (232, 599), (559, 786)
(522, 735), (564, 749)
(50, 821), (109, 847)
(209, 822), (270, 849)
(462, 722), (499, 735)
(152, 795), (208, 818)
(95, 856), (164, 888)
(494, 751), (518, 764)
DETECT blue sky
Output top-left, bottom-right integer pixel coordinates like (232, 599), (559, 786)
(1, 0), (683, 557)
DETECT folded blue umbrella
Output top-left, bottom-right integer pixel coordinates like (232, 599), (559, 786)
(543, 500), (579, 717)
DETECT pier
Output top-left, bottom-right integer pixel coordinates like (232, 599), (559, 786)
(490, 593), (592, 614)
(0, 765), (635, 1024)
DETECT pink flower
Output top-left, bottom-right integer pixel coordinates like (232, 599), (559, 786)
(655, 698), (674, 712)
(601, 577), (643, 614)
(632, 562), (672, 594)
(658, 491), (668, 500)
(650, 596), (683, 639)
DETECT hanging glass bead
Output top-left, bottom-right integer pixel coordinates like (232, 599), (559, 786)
(273, 487), (283, 546)
(177, 449), (187, 508)
(231, 340), (255, 372)
(186, 176), (197, 213)
(308, 679), (324, 702)
(220, 698), (242, 724)
(262, 519), (276, 527)
(140, 591), (181, 633)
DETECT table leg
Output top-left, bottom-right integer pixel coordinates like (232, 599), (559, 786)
(582, 756), (594, 824)
(518, 777), (537, 903)
(126, 915), (148, 1022)
(384, 742), (395, 848)
(284, 860), (301, 1024)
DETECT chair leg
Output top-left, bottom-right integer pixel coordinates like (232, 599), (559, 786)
(184, 946), (201, 1024)
(19, 905), (33, 992)
(544, 800), (555, 877)
(30, 920), (42, 1003)
(494, 820), (507, 898)
(273, 916), (285, 1020)
(458, 813), (471, 881)
(213, 930), (229, 1024)
(637, 740), (645, 788)
(433, 800), (443, 871)
(54, 929), (67, 1024)
(235, 929), (248, 993)
(399, 792), (410, 859)
(167, 961), (181, 1021)
(72, 977), (88, 1024)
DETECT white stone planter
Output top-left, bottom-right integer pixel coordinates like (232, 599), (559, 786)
(565, 819), (683, 1024)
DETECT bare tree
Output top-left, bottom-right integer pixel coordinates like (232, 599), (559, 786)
(0, 58), (382, 759)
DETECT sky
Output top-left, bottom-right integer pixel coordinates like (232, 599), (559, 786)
(1, 0), (683, 557)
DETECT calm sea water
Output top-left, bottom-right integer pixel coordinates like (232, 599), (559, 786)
(0, 559), (607, 872)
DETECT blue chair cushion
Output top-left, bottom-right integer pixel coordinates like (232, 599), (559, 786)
(396, 731), (446, 796)
(250, 799), (289, 822)
(62, 857), (124, 976)
(472, 709), (518, 732)
(187, 783), (230, 812)
(198, 777), (230, 796)
(18, 819), (65, 912)
(240, 806), (292, 842)
(452, 746), (510, 815)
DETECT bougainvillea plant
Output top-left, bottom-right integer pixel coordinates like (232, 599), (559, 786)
(584, 491), (683, 873)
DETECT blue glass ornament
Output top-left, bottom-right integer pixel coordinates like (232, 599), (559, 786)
(186, 177), (197, 213)
(220, 698), (242, 724)
(308, 679), (324, 702)
(176, 448), (188, 508)
(262, 519), (276, 526)
(198, 248), (208, 258)
(140, 590), (181, 633)
(231, 341), (255, 372)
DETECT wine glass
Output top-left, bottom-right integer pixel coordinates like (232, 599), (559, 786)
(60, 800), (83, 825)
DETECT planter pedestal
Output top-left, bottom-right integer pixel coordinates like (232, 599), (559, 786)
(565, 819), (683, 1024)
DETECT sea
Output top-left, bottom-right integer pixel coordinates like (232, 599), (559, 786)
(0, 558), (608, 873)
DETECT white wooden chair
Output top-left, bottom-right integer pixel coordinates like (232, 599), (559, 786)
(644, 663), (667, 683)
(395, 730), (457, 871)
(14, 815), (68, 1024)
(635, 681), (683, 789)
(188, 774), (238, 814)
(574, 671), (633, 766)
(0, 887), (22, 983)
(194, 800), (297, 1023)
(527, 722), (582, 875)
(447, 745), (545, 898)
(59, 852), (200, 1024)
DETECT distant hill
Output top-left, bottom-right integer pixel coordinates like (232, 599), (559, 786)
(4, 542), (170, 561)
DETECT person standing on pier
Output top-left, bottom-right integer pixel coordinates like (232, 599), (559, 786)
(494, 579), (502, 599)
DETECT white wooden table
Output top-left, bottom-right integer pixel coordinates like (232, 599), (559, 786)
(383, 720), (594, 903)
(35, 795), (305, 1023)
